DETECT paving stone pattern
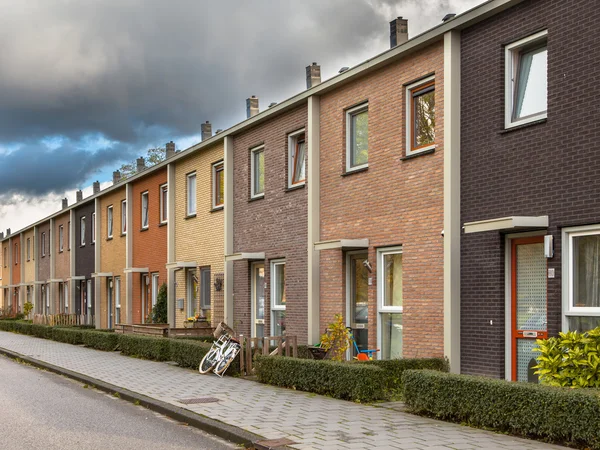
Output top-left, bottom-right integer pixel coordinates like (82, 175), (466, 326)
(0, 332), (568, 450)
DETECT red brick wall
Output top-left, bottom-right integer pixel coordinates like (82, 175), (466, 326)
(232, 104), (309, 343)
(319, 41), (445, 358)
(131, 168), (167, 323)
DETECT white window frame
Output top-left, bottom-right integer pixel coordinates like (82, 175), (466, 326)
(562, 225), (600, 331)
(377, 246), (403, 360)
(107, 206), (113, 238)
(186, 173), (197, 216)
(270, 259), (286, 336)
(212, 161), (224, 209)
(141, 191), (149, 229)
(115, 277), (121, 325)
(64, 282), (69, 312)
(41, 233), (46, 257)
(151, 273), (159, 307)
(186, 269), (197, 318)
(26, 238), (31, 261)
(250, 145), (265, 199)
(405, 76), (436, 156)
(160, 184), (168, 224)
(121, 200), (127, 235)
(92, 212), (96, 243)
(80, 216), (86, 246)
(288, 129), (306, 187)
(504, 30), (548, 129)
(58, 226), (64, 252)
(345, 102), (369, 172)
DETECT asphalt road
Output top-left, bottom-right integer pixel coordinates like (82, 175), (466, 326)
(0, 355), (238, 450)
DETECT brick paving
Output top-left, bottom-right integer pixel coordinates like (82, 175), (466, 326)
(0, 331), (568, 449)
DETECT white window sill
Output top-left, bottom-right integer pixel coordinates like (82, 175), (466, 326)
(505, 113), (547, 130)
(250, 194), (265, 201)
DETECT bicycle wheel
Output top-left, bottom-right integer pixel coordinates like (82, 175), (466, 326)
(199, 348), (218, 374)
(214, 343), (240, 376)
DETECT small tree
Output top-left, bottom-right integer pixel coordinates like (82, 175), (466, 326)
(23, 301), (33, 318)
(119, 146), (167, 179)
(151, 283), (168, 324)
(320, 314), (350, 362)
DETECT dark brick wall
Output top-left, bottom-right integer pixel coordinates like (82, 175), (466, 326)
(460, 0), (600, 377)
(232, 104), (308, 343)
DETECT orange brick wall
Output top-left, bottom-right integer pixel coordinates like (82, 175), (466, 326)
(131, 168), (167, 323)
(319, 41), (445, 358)
(98, 186), (127, 328)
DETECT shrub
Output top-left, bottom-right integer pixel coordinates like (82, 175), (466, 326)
(255, 356), (388, 402)
(363, 358), (449, 395)
(320, 314), (350, 362)
(152, 283), (168, 324)
(534, 327), (600, 388)
(51, 327), (84, 345)
(82, 331), (120, 351)
(169, 339), (211, 369)
(118, 334), (170, 361)
(403, 370), (600, 449)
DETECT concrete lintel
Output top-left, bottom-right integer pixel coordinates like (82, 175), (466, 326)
(224, 252), (265, 262)
(463, 216), (549, 234)
(313, 239), (369, 251)
(123, 267), (149, 274)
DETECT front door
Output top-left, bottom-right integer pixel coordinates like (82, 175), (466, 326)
(141, 274), (150, 323)
(107, 279), (113, 329)
(251, 263), (265, 338)
(511, 237), (548, 382)
(348, 252), (369, 357)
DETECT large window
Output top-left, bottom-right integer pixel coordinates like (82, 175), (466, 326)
(213, 162), (224, 208)
(377, 247), (403, 359)
(92, 212), (96, 243)
(59, 226), (64, 252)
(271, 260), (286, 336)
(80, 216), (86, 246)
(141, 191), (149, 229)
(251, 145), (265, 198)
(288, 130), (306, 187)
(346, 103), (368, 171)
(186, 173), (197, 216)
(107, 206), (113, 238)
(505, 30), (548, 128)
(406, 76), (435, 155)
(563, 226), (600, 332)
(121, 200), (127, 234)
(152, 273), (159, 307)
(160, 184), (168, 223)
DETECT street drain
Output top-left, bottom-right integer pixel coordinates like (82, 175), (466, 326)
(178, 397), (220, 404)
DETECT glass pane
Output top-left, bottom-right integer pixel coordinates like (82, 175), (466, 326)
(381, 313), (403, 359)
(255, 265), (265, 321)
(383, 253), (402, 308)
(514, 45), (547, 119)
(293, 140), (306, 183)
(254, 150), (264, 195)
(200, 269), (211, 309)
(273, 310), (286, 336)
(188, 176), (196, 214)
(516, 243), (547, 331)
(568, 316), (600, 332)
(573, 235), (600, 308)
(215, 167), (224, 205)
(351, 255), (368, 325)
(413, 88), (435, 148)
(273, 263), (286, 307)
(350, 110), (368, 167)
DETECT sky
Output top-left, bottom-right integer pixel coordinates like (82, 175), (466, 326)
(0, 0), (484, 233)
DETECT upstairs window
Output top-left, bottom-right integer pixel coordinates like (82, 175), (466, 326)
(80, 216), (86, 246)
(288, 130), (306, 187)
(121, 200), (127, 234)
(141, 191), (149, 229)
(346, 103), (368, 171)
(187, 173), (197, 216)
(107, 206), (113, 238)
(406, 76), (435, 155)
(42, 232), (46, 257)
(160, 184), (168, 223)
(26, 238), (31, 261)
(213, 162), (224, 208)
(505, 30), (548, 128)
(59, 226), (64, 252)
(14, 243), (18, 264)
(251, 145), (265, 198)
(92, 212), (96, 243)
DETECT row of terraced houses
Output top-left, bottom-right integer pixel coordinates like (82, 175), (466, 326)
(1, 0), (599, 382)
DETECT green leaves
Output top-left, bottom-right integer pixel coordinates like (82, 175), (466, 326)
(534, 326), (600, 388)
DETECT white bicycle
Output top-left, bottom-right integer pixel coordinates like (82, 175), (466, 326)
(199, 322), (241, 377)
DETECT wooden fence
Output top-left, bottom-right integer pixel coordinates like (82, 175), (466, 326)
(33, 314), (94, 327)
(238, 335), (297, 376)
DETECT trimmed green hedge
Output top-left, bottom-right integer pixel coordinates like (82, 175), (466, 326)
(119, 334), (171, 361)
(82, 331), (120, 351)
(363, 358), (449, 394)
(403, 370), (600, 449)
(255, 356), (390, 402)
(52, 328), (84, 345)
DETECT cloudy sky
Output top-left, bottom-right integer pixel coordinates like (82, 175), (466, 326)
(0, 0), (483, 233)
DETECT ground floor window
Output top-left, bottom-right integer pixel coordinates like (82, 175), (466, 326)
(200, 268), (211, 317)
(186, 269), (197, 319)
(152, 273), (159, 308)
(563, 225), (600, 332)
(377, 247), (403, 359)
(251, 262), (265, 338)
(270, 260), (286, 336)
(115, 277), (121, 325)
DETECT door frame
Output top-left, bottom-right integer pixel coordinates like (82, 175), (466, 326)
(345, 250), (369, 358)
(504, 231), (547, 380)
(250, 261), (265, 338)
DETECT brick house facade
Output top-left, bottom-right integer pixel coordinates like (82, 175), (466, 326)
(231, 104), (309, 343)
(460, 0), (600, 379)
(53, 211), (70, 315)
(74, 202), (95, 319)
(37, 221), (51, 315)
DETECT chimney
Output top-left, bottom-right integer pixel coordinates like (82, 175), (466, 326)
(306, 62), (321, 89)
(113, 170), (121, 184)
(6, 229), (10, 237)
(165, 141), (176, 159)
(0, 232), (4, 240)
(201, 121), (212, 141)
(136, 157), (146, 173)
(93, 181), (100, 194)
(62, 198), (68, 209)
(390, 17), (408, 48)
(76, 190), (83, 202)
(246, 96), (259, 119)
(442, 13), (456, 22)
(215, 129), (223, 134)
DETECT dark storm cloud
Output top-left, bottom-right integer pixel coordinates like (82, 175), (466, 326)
(0, 0), (480, 198)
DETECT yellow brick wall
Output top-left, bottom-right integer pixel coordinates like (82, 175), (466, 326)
(99, 186), (127, 328)
(174, 141), (224, 327)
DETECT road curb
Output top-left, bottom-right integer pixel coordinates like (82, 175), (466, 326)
(0, 346), (283, 449)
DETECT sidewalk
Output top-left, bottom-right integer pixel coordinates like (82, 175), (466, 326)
(0, 331), (568, 450)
